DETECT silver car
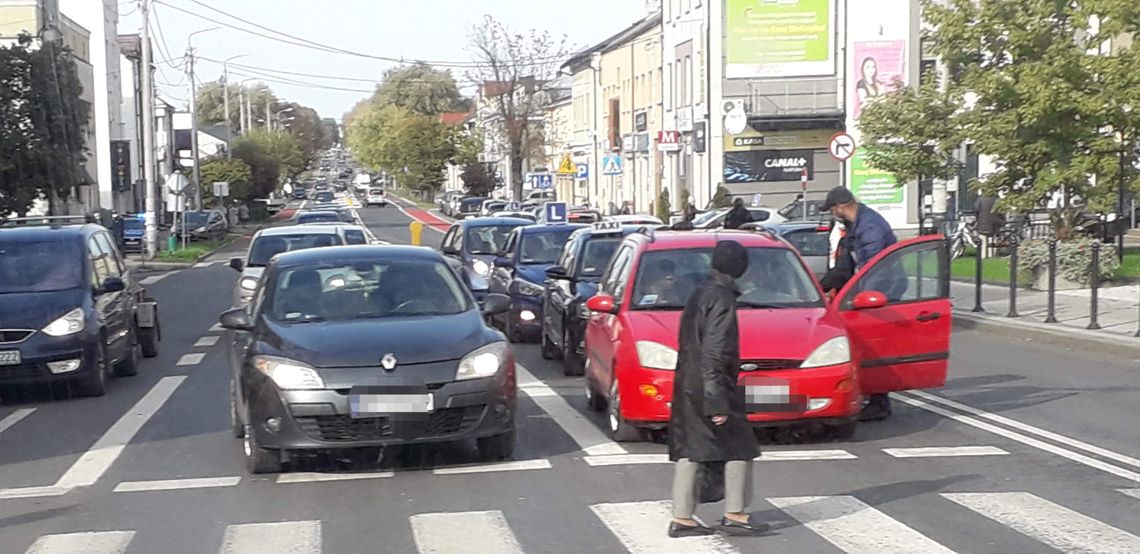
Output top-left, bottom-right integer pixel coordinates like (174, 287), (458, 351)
(228, 224), (369, 307)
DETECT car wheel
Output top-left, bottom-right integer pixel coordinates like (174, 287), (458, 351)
(585, 378), (606, 412)
(243, 424), (283, 474)
(608, 381), (643, 442)
(561, 328), (583, 376)
(139, 315), (159, 358)
(505, 315), (521, 343)
(477, 428), (516, 461)
(829, 421), (858, 440)
(540, 331), (557, 360)
(230, 381), (245, 439)
(112, 326), (141, 377)
(76, 344), (109, 398)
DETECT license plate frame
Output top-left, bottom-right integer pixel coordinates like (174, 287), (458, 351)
(0, 350), (21, 366)
(349, 393), (434, 418)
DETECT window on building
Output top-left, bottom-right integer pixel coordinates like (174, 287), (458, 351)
(683, 55), (692, 106)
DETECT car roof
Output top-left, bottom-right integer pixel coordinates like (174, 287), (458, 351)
(256, 224), (349, 237)
(271, 244), (443, 268)
(455, 217), (532, 227)
(566, 224), (647, 241)
(765, 221), (832, 232)
(630, 229), (789, 251)
(519, 223), (585, 234)
(0, 224), (97, 241)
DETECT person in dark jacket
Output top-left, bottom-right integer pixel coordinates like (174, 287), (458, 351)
(723, 198), (753, 229)
(668, 240), (768, 538)
(818, 186), (898, 422)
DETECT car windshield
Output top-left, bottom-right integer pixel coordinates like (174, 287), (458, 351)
(268, 260), (470, 322)
(248, 233), (343, 266)
(578, 237), (621, 277)
(181, 212), (208, 226)
(0, 239), (84, 293)
(691, 209), (726, 227)
(298, 212), (340, 224)
(464, 225), (517, 255)
(461, 198), (483, 210)
(783, 229), (831, 256)
(123, 218), (144, 231)
(630, 247), (823, 310)
(519, 229), (575, 264)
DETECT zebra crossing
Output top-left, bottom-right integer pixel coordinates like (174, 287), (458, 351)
(17, 490), (1140, 553)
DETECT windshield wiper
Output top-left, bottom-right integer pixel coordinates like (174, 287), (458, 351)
(737, 302), (790, 309)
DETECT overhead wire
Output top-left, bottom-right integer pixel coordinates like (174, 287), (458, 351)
(225, 70), (375, 94)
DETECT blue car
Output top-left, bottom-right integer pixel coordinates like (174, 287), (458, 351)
(121, 214), (145, 252)
(440, 217), (532, 304)
(487, 223), (584, 342)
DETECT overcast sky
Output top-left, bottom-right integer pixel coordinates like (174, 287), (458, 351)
(122, 0), (648, 121)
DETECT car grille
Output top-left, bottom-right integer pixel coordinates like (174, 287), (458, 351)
(0, 363), (45, 380)
(295, 406), (485, 442)
(0, 330), (33, 344)
(740, 359), (803, 371)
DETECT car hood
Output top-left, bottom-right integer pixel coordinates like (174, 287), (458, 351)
(625, 307), (844, 361)
(257, 310), (495, 368)
(0, 289), (88, 329)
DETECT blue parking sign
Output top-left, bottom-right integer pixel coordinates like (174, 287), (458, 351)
(575, 163), (589, 180)
(545, 202), (567, 224)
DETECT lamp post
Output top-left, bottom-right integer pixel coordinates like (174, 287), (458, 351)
(221, 54), (247, 158)
(273, 107), (295, 131)
(1118, 105), (1133, 264)
(238, 77), (258, 134)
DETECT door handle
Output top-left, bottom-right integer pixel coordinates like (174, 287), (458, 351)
(916, 312), (942, 322)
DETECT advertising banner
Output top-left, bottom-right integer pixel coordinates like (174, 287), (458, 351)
(724, 149), (815, 183)
(851, 40), (905, 120)
(725, 0), (834, 78)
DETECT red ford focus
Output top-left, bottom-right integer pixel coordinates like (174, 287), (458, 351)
(582, 230), (950, 441)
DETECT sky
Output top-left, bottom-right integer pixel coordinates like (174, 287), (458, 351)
(121, 0), (649, 121)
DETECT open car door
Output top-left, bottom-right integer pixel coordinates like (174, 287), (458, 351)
(832, 235), (951, 395)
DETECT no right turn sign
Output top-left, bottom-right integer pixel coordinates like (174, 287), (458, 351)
(829, 132), (856, 162)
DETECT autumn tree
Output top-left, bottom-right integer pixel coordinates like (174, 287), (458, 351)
(372, 63), (468, 116)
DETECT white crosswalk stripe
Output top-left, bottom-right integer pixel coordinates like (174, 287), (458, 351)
(410, 510), (523, 553)
(767, 495), (954, 553)
(590, 500), (739, 553)
(25, 531), (135, 554)
(219, 521), (321, 553)
(943, 491), (1140, 552)
(1120, 488), (1140, 500)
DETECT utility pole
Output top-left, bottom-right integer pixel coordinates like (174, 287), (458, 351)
(266, 101), (271, 131)
(223, 63), (232, 159)
(186, 45), (201, 210)
(141, 0), (158, 259)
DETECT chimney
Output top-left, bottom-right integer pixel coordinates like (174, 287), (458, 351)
(644, 0), (661, 16)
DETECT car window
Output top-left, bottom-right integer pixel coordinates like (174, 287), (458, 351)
(557, 235), (579, 273)
(464, 225), (517, 255)
(441, 227), (457, 252)
(578, 237), (621, 278)
(692, 209), (725, 227)
(519, 229), (575, 264)
(267, 260), (470, 322)
(0, 239), (84, 293)
(93, 233), (123, 277)
(248, 233), (343, 266)
(600, 245), (635, 299)
(783, 229), (831, 257)
(89, 237), (112, 284)
(344, 229), (367, 245)
(749, 209), (771, 222)
(845, 240), (946, 306)
(297, 212), (340, 224)
(502, 230), (519, 259)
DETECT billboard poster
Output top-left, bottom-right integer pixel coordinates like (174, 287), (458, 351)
(850, 152), (903, 203)
(725, 0), (834, 78)
(851, 40), (905, 120)
(724, 149), (815, 183)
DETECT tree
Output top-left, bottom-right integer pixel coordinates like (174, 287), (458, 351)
(372, 63), (467, 116)
(655, 188), (671, 223)
(467, 15), (571, 201)
(346, 104), (457, 193)
(196, 81), (276, 131)
(461, 162), (496, 197)
(281, 102), (330, 160)
(230, 130), (304, 199)
(321, 118), (340, 146)
(199, 157), (253, 204)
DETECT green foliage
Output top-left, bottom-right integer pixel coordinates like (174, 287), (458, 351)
(196, 81), (275, 131)
(200, 158), (253, 204)
(655, 188), (671, 223)
(453, 130), (485, 168)
(679, 188), (692, 211)
(346, 104), (456, 193)
(712, 185), (732, 209)
(1018, 238), (1119, 284)
(231, 130), (303, 199)
(460, 162), (496, 197)
(372, 63), (467, 116)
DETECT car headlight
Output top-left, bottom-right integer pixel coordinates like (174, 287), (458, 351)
(252, 355), (324, 390)
(472, 259), (491, 276)
(636, 341), (678, 370)
(513, 278), (543, 297)
(239, 276), (259, 291)
(194, 226), (206, 233)
(42, 307), (85, 337)
(455, 342), (510, 381)
(800, 336), (851, 368)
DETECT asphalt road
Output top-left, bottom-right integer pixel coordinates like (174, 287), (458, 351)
(2, 200), (1140, 553)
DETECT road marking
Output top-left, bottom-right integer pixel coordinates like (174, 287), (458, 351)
(768, 495), (954, 553)
(590, 500), (738, 553)
(113, 476), (241, 493)
(1120, 488), (1140, 500)
(943, 492), (1140, 552)
(432, 459), (551, 475)
(276, 471), (394, 484)
(0, 485), (70, 500)
(209, 323), (224, 332)
(194, 336), (220, 347)
(585, 454), (672, 466)
(192, 262), (211, 269)
(883, 446), (1009, 458)
(410, 510), (523, 554)
(760, 449), (857, 461)
(176, 353), (206, 366)
(221, 521), (321, 554)
(895, 394), (1140, 484)
(0, 408), (35, 435)
(139, 274), (169, 286)
(907, 390), (1140, 469)
(25, 530), (135, 554)
(515, 363), (627, 456)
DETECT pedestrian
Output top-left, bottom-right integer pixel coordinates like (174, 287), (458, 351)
(668, 240), (768, 538)
(818, 186), (897, 422)
(723, 197), (753, 229)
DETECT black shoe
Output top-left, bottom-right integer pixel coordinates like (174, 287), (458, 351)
(718, 516), (770, 536)
(668, 521), (716, 538)
(857, 402), (892, 422)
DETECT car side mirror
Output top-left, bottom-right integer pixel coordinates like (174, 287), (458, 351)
(482, 293), (511, 316)
(97, 277), (125, 295)
(586, 293), (618, 314)
(219, 307), (254, 331)
(442, 246), (460, 256)
(852, 290), (888, 310)
(493, 256), (513, 268)
(545, 266), (568, 280)
(229, 257), (245, 272)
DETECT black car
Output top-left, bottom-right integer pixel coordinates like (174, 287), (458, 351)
(439, 218), (531, 304)
(0, 217), (160, 400)
(314, 191), (335, 204)
(456, 197), (486, 219)
(541, 223), (642, 375)
(219, 246), (514, 473)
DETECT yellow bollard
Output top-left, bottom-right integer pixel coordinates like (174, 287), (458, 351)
(409, 221), (424, 246)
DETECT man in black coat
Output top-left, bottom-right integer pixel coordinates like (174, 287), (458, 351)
(723, 197), (753, 229)
(668, 240), (768, 538)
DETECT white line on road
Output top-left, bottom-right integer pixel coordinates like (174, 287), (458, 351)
(0, 408), (35, 435)
(411, 510), (523, 554)
(194, 336), (220, 347)
(176, 353), (206, 366)
(276, 471), (394, 484)
(113, 476), (241, 493)
(585, 454), (672, 466)
(882, 446), (1009, 458)
(139, 274), (169, 286)
(0, 486), (70, 500)
(209, 323), (224, 332)
(760, 449), (857, 461)
(432, 459), (551, 475)
(1120, 488), (1140, 500)
(895, 394), (1140, 484)
(515, 363), (627, 456)
(192, 262), (211, 268)
(768, 495), (954, 553)
(943, 492), (1140, 552)
(220, 521), (321, 554)
(590, 500), (739, 553)
(25, 530), (135, 554)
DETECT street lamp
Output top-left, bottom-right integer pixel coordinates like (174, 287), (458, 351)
(271, 106), (294, 131)
(221, 54), (248, 157)
(238, 77), (258, 134)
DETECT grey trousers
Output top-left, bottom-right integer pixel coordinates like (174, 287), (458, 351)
(671, 458), (754, 518)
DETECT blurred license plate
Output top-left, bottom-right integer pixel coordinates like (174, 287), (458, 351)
(742, 377), (805, 412)
(350, 393), (433, 417)
(0, 350), (20, 366)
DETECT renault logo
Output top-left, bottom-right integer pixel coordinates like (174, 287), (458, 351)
(380, 353), (398, 371)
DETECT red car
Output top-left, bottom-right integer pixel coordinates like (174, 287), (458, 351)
(582, 230), (950, 441)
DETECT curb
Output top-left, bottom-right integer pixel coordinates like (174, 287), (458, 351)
(953, 310), (1140, 357)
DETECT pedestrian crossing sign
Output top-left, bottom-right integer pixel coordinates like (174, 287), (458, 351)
(558, 155), (576, 174)
(602, 155), (623, 176)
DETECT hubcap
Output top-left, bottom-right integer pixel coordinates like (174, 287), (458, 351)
(243, 427), (252, 456)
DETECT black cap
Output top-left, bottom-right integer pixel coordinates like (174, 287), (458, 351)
(820, 186), (856, 211)
(712, 240), (749, 279)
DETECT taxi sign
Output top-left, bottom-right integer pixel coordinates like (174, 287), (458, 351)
(591, 220), (622, 235)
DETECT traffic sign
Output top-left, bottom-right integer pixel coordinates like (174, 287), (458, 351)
(528, 173), (554, 189)
(575, 163), (589, 180)
(213, 181), (230, 198)
(829, 132), (856, 161)
(602, 155), (623, 176)
(545, 201), (568, 224)
(751, 193), (762, 207)
(557, 155), (576, 174)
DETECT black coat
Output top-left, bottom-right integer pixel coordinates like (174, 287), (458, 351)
(724, 205), (753, 229)
(668, 272), (759, 462)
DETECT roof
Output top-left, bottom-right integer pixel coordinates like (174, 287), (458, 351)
(439, 111), (473, 125)
(256, 224), (354, 237)
(199, 126), (229, 141)
(272, 245), (443, 268)
(631, 230), (788, 251)
(0, 225), (96, 241)
(560, 13), (663, 71)
(454, 217), (534, 228)
(567, 224), (650, 241)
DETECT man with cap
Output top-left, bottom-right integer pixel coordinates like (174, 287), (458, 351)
(819, 186), (897, 421)
(724, 197), (753, 229)
(668, 240), (768, 538)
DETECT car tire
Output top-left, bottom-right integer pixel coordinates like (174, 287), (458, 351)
(505, 315), (521, 343)
(112, 326), (141, 377)
(608, 381), (643, 442)
(585, 378), (606, 412)
(243, 424), (283, 474)
(76, 344), (110, 398)
(561, 328), (583, 376)
(139, 307), (159, 358)
(477, 428), (516, 461)
(230, 381), (245, 439)
(540, 331), (557, 360)
(829, 421), (858, 440)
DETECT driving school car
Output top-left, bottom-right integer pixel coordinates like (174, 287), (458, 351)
(582, 230), (950, 441)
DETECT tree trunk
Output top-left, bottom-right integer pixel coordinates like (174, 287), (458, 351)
(511, 151), (524, 202)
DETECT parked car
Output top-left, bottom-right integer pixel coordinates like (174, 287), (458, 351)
(778, 195), (828, 221)
(604, 214), (665, 226)
(487, 223), (584, 342)
(439, 218), (531, 304)
(480, 199), (508, 217)
(744, 221), (834, 278)
(120, 214), (145, 253)
(229, 224), (369, 307)
(365, 187), (388, 207)
(526, 190), (556, 203)
(292, 188), (308, 200)
(173, 209), (228, 241)
(691, 206), (786, 229)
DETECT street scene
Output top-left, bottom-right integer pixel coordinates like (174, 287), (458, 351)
(3, 0), (1140, 553)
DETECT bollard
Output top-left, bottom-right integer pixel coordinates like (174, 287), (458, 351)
(409, 221), (424, 246)
(972, 239), (985, 312)
(166, 234), (176, 252)
(1007, 232), (1019, 318)
(1044, 238), (1058, 323)
(1087, 242), (1101, 330)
